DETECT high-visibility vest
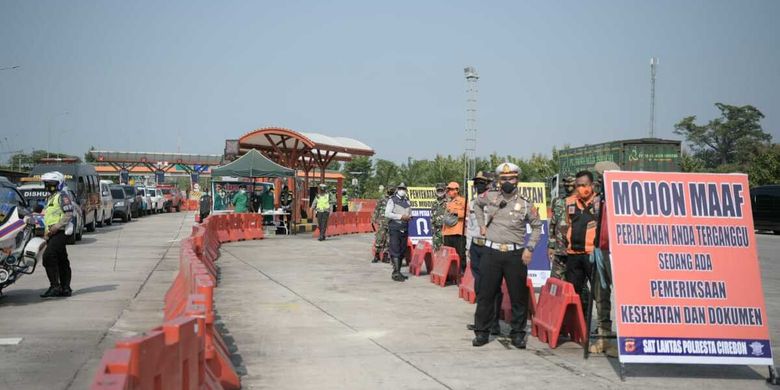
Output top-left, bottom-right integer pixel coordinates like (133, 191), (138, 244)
(565, 194), (599, 255)
(44, 193), (64, 233)
(315, 194), (330, 212)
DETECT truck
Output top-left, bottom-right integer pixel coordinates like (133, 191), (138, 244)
(156, 184), (183, 212)
(552, 138), (682, 197)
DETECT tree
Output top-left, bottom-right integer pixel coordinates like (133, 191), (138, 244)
(746, 144), (780, 186)
(6, 149), (76, 170)
(674, 103), (771, 168)
(342, 156), (373, 198)
(679, 150), (705, 173)
(84, 146), (97, 162)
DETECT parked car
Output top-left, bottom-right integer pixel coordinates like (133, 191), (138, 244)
(154, 188), (166, 213)
(135, 186), (153, 215)
(145, 186), (163, 214)
(17, 183), (84, 244)
(29, 161), (99, 232)
(122, 185), (142, 218)
(157, 184), (183, 212)
(110, 185), (132, 222)
(751, 185), (780, 234)
(98, 180), (115, 227)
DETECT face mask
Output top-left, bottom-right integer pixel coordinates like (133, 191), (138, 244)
(577, 185), (593, 199)
(475, 182), (488, 194)
(397, 190), (407, 198)
(500, 181), (515, 194)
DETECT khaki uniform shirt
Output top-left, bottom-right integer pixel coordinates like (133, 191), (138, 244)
(474, 189), (543, 250)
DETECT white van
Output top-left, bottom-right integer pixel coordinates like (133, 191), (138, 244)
(98, 180), (115, 226)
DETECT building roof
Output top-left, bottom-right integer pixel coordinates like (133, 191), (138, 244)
(91, 151), (223, 165)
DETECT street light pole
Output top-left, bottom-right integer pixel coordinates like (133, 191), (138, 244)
(48, 111), (69, 158)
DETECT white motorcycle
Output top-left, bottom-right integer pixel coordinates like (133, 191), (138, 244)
(0, 186), (46, 296)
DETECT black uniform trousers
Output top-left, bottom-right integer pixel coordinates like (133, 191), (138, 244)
(388, 226), (408, 259)
(565, 253), (593, 319)
(474, 247), (528, 337)
(469, 242), (502, 329)
(42, 231), (71, 289)
(443, 234), (466, 273)
(316, 211), (330, 239)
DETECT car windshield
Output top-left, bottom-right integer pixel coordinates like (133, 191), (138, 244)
(0, 185), (25, 226)
(110, 189), (125, 199)
(161, 189), (171, 194)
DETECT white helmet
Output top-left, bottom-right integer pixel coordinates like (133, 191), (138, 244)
(41, 171), (65, 190)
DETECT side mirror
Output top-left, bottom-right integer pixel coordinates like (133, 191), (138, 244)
(103, 191), (109, 197)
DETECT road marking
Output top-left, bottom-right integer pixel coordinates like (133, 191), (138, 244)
(0, 337), (23, 345)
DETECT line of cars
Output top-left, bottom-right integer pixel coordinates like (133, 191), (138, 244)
(16, 162), (184, 244)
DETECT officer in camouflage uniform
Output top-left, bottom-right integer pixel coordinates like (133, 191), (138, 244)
(430, 183), (447, 251)
(372, 186), (395, 263)
(547, 175), (575, 280)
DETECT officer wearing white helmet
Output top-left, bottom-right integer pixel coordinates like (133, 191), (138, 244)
(471, 162), (542, 348)
(311, 183), (331, 241)
(384, 182), (412, 282)
(40, 171), (75, 298)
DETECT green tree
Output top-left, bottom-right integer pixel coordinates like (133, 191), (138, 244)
(342, 156), (373, 198)
(674, 103), (771, 168)
(679, 150), (705, 173)
(84, 146), (97, 162)
(746, 144), (780, 186)
(7, 149), (76, 169)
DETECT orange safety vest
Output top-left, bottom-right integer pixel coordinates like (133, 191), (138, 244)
(565, 194), (600, 255)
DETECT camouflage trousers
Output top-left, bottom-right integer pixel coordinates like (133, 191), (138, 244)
(431, 227), (443, 251)
(374, 223), (389, 256)
(551, 254), (567, 280)
(593, 251), (613, 333)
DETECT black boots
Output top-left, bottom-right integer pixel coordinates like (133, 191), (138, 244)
(40, 286), (62, 298)
(511, 334), (527, 349)
(391, 257), (407, 282)
(372, 253), (380, 263)
(472, 335), (489, 347)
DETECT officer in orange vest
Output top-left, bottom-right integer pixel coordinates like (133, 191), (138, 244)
(564, 170), (600, 317)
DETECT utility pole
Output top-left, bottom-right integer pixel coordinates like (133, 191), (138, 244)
(464, 66), (479, 186)
(649, 57), (658, 138)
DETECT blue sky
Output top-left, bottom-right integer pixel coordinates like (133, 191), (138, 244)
(1, 0), (778, 163)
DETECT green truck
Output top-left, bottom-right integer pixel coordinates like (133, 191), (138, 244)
(551, 138), (681, 198)
(558, 138), (681, 177)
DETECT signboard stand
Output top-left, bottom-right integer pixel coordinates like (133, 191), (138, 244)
(604, 171), (775, 383)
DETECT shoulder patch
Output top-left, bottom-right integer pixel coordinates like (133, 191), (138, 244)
(530, 206), (539, 219)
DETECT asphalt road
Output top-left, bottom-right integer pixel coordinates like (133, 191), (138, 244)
(0, 212), (778, 389)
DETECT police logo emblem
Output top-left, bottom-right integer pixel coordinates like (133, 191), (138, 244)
(749, 341), (765, 356)
(624, 339), (636, 353)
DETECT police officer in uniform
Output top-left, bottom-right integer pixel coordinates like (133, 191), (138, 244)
(472, 163), (542, 348)
(40, 171), (75, 298)
(312, 184), (331, 241)
(547, 175), (575, 280)
(384, 183), (412, 282)
(466, 171), (501, 335)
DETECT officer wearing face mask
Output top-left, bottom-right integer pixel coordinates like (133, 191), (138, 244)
(563, 170), (600, 321)
(547, 175), (575, 280)
(466, 171), (501, 335)
(472, 163), (542, 349)
(385, 183), (412, 282)
(430, 183), (447, 251)
(40, 171), (75, 298)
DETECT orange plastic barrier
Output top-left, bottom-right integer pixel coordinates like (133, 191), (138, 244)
(499, 278), (536, 324)
(245, 214), (264, 240)
(458, 265), (476, 303)
(430, 246), (461, 287)
(409, 240), (433, 276)
(531, 278), (587, 349)
(92, 214), (243, 390)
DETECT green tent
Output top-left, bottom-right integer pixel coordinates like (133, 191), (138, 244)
(211, 149), (295, 178)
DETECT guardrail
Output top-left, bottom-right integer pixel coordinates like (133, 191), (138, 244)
(90, 213), (265, 389)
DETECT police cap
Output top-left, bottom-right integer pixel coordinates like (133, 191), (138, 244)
(495, 162), (520, 177)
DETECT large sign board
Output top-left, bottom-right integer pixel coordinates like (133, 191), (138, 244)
(605, 171), (773, 365)
(407, 187), (435, 245)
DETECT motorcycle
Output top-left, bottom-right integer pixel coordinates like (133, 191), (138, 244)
(0, 205), (46, 296)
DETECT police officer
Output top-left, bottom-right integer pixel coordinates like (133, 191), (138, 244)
(430, 183), (447, 251)
(384, 183), (411, 282)
(312, 184), (331, 241)
(547, 175), (575, 280)
(40, 171), (74, 298)
(371, 186), (394, 263)
(472, 163), (542, 348)
(466, 171), (501, 335)
(341, 188), (349, 212)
